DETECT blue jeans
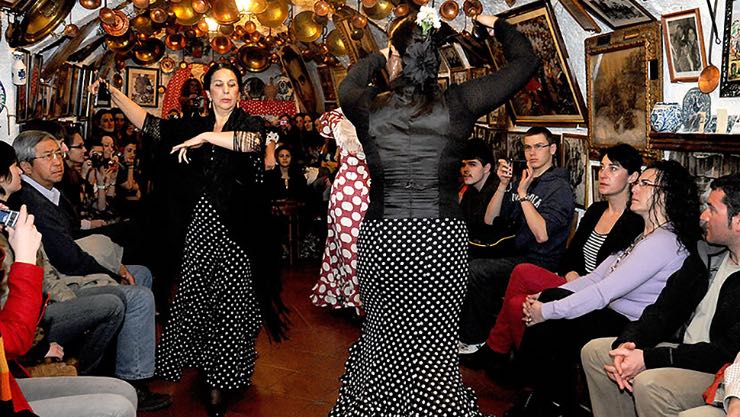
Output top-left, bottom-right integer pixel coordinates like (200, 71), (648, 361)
(17, 376), (136, 417)
(76, 265), (156, 380)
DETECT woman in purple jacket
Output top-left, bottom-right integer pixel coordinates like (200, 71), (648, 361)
(508, 160), (703, 417)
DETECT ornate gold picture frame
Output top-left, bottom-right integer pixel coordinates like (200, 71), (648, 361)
(586, 22), (662, 155)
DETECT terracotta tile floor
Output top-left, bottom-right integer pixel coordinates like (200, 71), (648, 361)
(142, 263), (519, 417)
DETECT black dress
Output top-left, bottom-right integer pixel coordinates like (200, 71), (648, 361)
(330, 19), (538, 416)
(143, 108), (285, 390)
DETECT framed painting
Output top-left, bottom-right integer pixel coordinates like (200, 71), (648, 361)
(488, 105), (509, 129)
(720, 0), (740, 97)
(440, 44), (469, 72)
(662, 9), (707, 82)
(486, 129), (508, 162)
(561, 133), (589, 208)
(581, 0), (654, 29)
(330, 66), (348, 105)
(125, 66), (159, 108)
(589, 160), (604, 206)
(506, 131), (525, 160)
(586, 22), (662, 154)
(334, 15), (381, 65)
(451, 69), (470, 85)
(490, 1), (587, 126)
(559, 0), (601, 32)
(27, 54), (43, 119)
(316, 65), (337, 102)
(437, 77), (449, 91)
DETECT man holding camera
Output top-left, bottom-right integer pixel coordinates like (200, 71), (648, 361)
(459, 126), (574, 355)
(8, 130), (171, 411)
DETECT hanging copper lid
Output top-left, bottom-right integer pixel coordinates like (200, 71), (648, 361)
(7, 0), (76, 47)
(238, 45), (271, 73)
(102, 10), (130, 37)
(132, 38), (165, 65)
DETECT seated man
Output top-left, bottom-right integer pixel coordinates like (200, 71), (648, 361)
(459, 139), (500, 246)
(581, 173), (740, 417)
(459, 126), (574, 352)
(8, 130), (171, 411)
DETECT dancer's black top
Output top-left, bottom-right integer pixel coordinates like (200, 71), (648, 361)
(339, 18), (538, 220)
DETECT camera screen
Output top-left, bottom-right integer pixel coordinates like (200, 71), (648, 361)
(0, 209), (19, 228)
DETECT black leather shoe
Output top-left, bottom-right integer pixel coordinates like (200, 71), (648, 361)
(135, 385), (173, 411)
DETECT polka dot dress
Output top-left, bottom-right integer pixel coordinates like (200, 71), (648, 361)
(310, 148), (370, 311)
(330, 218), (485, 417)
(156, 195), (262, 390)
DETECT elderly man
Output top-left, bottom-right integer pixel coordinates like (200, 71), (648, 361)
(9, 130), (171, 412)
(581, 173), (740, 417)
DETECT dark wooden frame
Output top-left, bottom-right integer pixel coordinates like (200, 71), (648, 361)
(581, 0), (655, 29)
(560, 133), (589, 208)
(720, 0), (740, 97)
(661, 8), (708, 82)
(125, 66), (160, 108)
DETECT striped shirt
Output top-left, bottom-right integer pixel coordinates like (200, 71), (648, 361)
(583, 230), (608, 273)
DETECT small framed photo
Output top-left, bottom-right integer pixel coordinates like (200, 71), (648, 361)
(440, 44), (469, 72)
(589, 160), (604, 206)
(506, 131), (525, 160)
(451, 69), (469, 85)
(126, 66), (159, 108)
(581, 0), (654, 29)
(561, 133), (589, 208)
(662, 9), (707, 82)
(316, 65), (336, 101)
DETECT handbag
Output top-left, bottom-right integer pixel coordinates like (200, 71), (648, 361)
(468, 217), (518, 259)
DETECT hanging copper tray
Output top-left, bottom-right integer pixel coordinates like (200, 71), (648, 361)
(132, 38), (165, 65)
(102, 10), (130, 37)
(7, 0), (76, 47)
(238, 45), (271, 73)
(159, 56), (176, 73)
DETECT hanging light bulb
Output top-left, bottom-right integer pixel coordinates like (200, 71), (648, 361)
(205, 16), (220, 31)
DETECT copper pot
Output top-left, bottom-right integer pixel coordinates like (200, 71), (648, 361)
(79, 0), (101, 10)
(351, 14), (368, 29)
(361, 0), (376, 6)
(219, 23), (234, 35)
(462, 0), (482, 17)
(350, 28), (364, 40)
(192, 0), (210, 13)
(131, 0), (148, 8)
(132, 38), (165, 65)
(102, 10), (130, 37)
(211, 0), (240, 24)
(210, 35), (233, 54)
(165, 33), (187, 50)
(314, 0), (330, 16)
(247, 0), (267, 14)
(172, 0), (201, 25)
(238, 45), (270, 72)
(291, 11), (322, 43)
(63, 23), (79, 37)
(112, 72), (124, 88)
(245, 20), (257, 33)
(325, 29), (347, 56)
(439, 0), (459, 20)
(105, 31), (135, 51)
(99, 7), (117, 25)
(394, 3), (409, 17)
(160, 56), (176, 73)
(411, 0), (427, 5)
(256, 0), (289, 28)
(131, 14), (155, 34)
(150, 7), (168, 23)
(362, 0), (393, 20)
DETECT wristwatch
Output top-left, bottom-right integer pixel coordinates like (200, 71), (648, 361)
(517, 195), (528, 203)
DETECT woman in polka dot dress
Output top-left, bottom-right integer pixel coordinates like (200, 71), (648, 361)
(330, 12), (537, 417)
(310, 109), (370, 314)
(92, 63), (288, 417)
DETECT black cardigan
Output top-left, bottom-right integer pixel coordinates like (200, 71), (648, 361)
(614, 243), (740, 374)
(558, 201), (644, 276)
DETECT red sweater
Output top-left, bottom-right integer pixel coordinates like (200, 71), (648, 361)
(0, 262), (45, 414)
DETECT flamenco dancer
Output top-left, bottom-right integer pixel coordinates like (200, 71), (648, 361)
(91, 63), (287, 417)
(329, 7), (538, 416)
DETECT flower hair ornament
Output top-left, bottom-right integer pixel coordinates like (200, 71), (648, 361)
(415, 6), (441, 37)
(401, 6), (442, 86)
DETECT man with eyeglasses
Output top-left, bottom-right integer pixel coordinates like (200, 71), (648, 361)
(8, 130), (172, 411)
(581, 173), (740, 417)
(459, 126), (574, 356)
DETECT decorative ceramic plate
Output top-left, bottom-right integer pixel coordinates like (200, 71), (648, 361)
(160, 57), (175, 73)
(243, 77), (265, 99)
(0, 80), (5, 113)
(681, 87), (711, 125)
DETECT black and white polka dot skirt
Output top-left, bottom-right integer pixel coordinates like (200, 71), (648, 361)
(156, 195), (262, 390)
(330, 217), (484, 417)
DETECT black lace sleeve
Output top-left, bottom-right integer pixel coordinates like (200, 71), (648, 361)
(337, 53), (386, 140)
(446, 19), (539, 139)
(141, 113), (162, 142)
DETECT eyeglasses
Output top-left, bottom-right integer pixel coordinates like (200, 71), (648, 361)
(32, 150), (66, 162)
(69, 145), (85, 149)
(523, 143), (551, 152)
(635, 179), (662, 188)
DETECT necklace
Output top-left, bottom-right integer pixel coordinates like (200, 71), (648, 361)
(608, 223), (667, 273)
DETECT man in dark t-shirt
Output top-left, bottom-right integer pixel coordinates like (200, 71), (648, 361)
(460, 139), (499, 243)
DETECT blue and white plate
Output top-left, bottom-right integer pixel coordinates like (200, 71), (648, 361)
(0, 80), (6, 113)
(681, 87), (711, 125)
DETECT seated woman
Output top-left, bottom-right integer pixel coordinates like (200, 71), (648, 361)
(509, 160), (702, 416)
(467, 144), (644, 366)
(265, 145), (308, 201)
(0, 202), (136, 417)
(115, 140), (142, 217)
(85, 136), (120, 222)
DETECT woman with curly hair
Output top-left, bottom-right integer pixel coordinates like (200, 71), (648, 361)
(506, 159), (702, 417)
(330, 7), (538, 416)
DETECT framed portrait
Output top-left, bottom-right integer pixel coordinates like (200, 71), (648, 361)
(316, 65), (336, 102)
(27, 54), (43, 119)
(451, 69), (470, 85)
(586, 22), (662, 154)
(440, 44), (469, 72)
(589, 160), (604, 206)
(506, 131), (526, 160)
(489, 2), (587, 126)
(488, 105), (509, 129)
(662, 9), (707, 82)
(126, 67), (159, 108)
(14, 50), (30, 122)
(581, 0), (655, 29)
(330, 66), (348, 105)
(561, 133), (589, 208)
(720, 0), (740, 97)
(486, 129), (508, 162)
(437, 77), (449, 91)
